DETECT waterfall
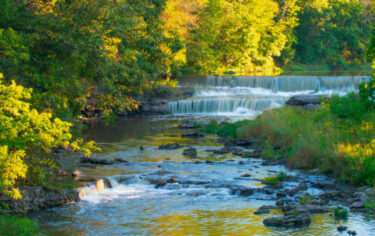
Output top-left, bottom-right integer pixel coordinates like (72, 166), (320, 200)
(169, 75), (371, 116)
(168, 97), (286, 115)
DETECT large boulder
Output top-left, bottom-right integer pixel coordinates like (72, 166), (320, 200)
(80, 157), (116, 165)
(138, 98), (170, 114)
(286, 95), (326, 106)
(0, 187), (79, 214)
(263, 213), (311, 228)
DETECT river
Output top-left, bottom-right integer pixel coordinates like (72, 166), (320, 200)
(30, 76), (375, 235)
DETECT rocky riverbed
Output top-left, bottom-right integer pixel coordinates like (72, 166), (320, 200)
(24, 117), (375, 235)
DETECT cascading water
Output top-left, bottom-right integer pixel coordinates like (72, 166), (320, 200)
(168, 75), (371, 117)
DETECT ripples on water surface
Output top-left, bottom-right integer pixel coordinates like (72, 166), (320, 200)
(30, 117), (375, 235)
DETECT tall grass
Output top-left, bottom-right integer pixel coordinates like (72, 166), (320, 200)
(202, 87), (375, 187)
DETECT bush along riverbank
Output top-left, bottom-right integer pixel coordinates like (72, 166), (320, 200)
(200, 78), (375, 207)
(200, 79), (375, 218)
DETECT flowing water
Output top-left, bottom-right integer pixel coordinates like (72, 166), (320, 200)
(168, 76), (370, 118)
(30, 76), (375, 236)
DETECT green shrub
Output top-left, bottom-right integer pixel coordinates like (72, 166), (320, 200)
(200, 120), (251, 138)
(334, 207), (348, 220)
(264, 172), (287, 185)
(364, 199), (375, 210)
(232, 91), (375, 187)
(328, 93), (368, 121)
(359, 78), (375, 110)
(200, 121), (219, 134)
(0, 215), (40, 236)
(299, 194), (314, 205)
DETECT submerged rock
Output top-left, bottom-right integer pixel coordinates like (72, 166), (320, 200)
(183, 147), (197, 157)
(181, 131), (205, 138)
(263, 213), (311, 228)
(337, 226), (348, 232)
(159, 143), (183, 150)
(211, 147), (243, 156)
(231, 187), (255, 197)
(155, 177), (179, 188)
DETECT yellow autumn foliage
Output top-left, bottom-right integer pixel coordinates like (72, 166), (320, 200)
(0, 76), (100, 198)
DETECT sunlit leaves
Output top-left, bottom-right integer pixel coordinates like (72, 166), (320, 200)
(0, 77), (98, 198)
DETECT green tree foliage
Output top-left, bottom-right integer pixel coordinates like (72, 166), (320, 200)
(367, 26), (375, 69)
(0, 73), (98, 198)
(292, 0), (371, 69)
(180, 0), (299, 75)
(0, 0), (173, 119)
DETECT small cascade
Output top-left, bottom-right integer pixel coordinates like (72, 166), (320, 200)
(168, 97), (286, 115)
(106, 176), (120, 188)
(78, 179), (107, 198)
(169, 75), (371, 116)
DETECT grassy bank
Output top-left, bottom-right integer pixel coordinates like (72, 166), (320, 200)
(202, 80), (375, 187)
(0, 215), (41, 236)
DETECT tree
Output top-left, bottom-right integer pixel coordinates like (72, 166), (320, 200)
(0, 0), (173, 119)
(292, 0), (371, 69)
(183, 0), (296, 75)
(0, 73), (98, 198)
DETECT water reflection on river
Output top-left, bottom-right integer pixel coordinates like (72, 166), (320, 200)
(29, 117), (375, 236)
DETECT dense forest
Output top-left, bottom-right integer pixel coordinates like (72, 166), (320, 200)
(0, 0), (374, 119)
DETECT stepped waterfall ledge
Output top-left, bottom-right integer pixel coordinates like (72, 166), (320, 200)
(168, 76), (370, 116)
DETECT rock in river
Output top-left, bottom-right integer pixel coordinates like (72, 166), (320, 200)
(263, 213), (311, 228)
(183, 147), (197, 157)
(181, 131), (205, 138)
(159, 143), (183, 150)
(254, 205), (277, 215)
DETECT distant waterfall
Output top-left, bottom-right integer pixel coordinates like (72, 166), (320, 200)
(168, 75), (371, 117)
(176, 75), (370, 92)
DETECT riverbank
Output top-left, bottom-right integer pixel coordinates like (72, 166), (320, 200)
(199, 89), (375, 190)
